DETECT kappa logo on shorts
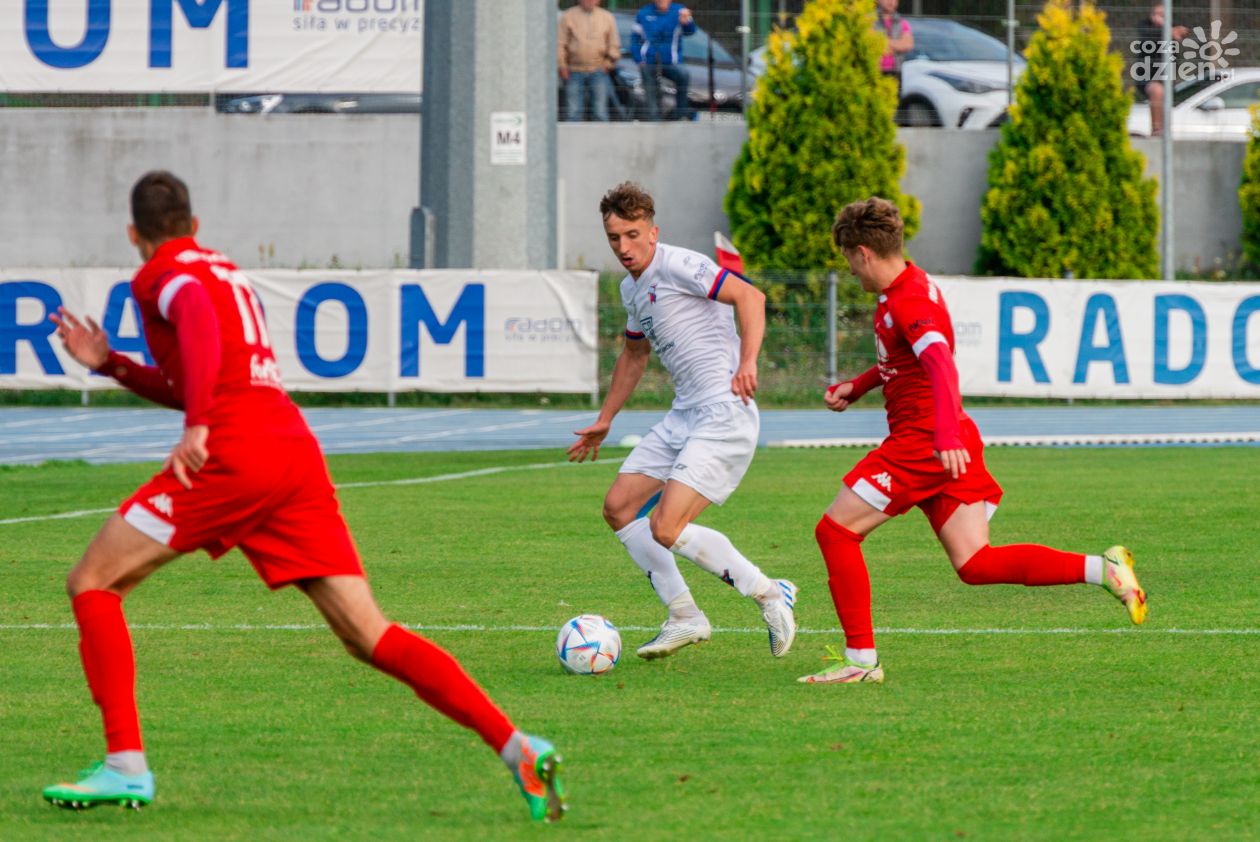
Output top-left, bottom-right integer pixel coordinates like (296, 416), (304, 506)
(147, 493), (174, 518)
(872, 472), (893, 492)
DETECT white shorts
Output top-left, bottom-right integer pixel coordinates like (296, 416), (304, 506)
(619, 400), (759, 505)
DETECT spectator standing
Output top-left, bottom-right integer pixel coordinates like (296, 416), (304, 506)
(558, 0), (621, 122)
(632, 0), (696, 121)
(1133, 3), (1188, 137)
(875, 0), (913, 95)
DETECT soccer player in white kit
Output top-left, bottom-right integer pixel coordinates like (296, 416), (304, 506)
(568, 182), (798, 659)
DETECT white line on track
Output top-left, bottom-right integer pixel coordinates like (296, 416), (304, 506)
(0, 623), (1255, 635)
(0, 458), (618, 525)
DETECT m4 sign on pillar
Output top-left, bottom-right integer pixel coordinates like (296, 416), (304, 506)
(490, 112), (527, 166)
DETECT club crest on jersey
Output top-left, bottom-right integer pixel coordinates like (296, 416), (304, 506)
(648, 282), (658, 304)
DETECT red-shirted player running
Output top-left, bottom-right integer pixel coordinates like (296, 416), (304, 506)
(798, 198), (1148, 685)
(40, 172), (566, 821)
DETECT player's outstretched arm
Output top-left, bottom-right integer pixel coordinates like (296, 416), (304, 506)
(715, 274), (765, 405)
(51, 306), (183, 409)
(825, 366), (883, 412)
(568, 338), (649, 462)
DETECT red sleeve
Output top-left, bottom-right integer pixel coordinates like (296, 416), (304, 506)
(166, 281), (221, 428)
(94, 351), (182, 411)
(918, 342), (963, 452)
(834, 365), (883, 402)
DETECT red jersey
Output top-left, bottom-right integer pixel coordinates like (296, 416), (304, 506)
(873, 262), (962, 435)
(120, 237), (305, 435)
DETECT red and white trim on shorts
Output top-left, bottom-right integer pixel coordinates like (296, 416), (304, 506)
(850, 477), (892, 512)
(122, 502), (175, 546)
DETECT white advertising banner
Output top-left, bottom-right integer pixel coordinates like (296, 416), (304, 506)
(0, 268), (598, 393)
(0, 1), (422, 93)
(935, 277), (1260, 399)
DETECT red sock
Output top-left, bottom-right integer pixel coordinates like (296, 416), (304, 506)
(958, 544), (1085, 586)
(371, 624), (516, 752)
(815, 515), (875, 650)
(72, 590), (143, 753)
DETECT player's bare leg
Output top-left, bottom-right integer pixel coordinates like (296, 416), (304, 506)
(651, 480), (797, 658)
(800, 487), (890, 685)
(300, 576), (566, 821)
(44, 514), (179, 809)
(937, 502), (1147, 624)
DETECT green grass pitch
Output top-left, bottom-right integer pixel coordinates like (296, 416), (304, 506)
(1, 446), (1257, 841)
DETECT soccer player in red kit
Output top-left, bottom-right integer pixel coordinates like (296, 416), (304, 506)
(798, 198), (1148, 685)
(41, 171), (566, 821)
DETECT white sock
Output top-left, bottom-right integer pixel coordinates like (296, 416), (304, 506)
(104, 751), (148, 776)
(616, 518), (689, 606)
(499, 730), (525, 770)
(670, 523), (773, 599)
(667, 591), (706, 623)
(1084, 555), (1104, 586)
(845, 647), (878, 667)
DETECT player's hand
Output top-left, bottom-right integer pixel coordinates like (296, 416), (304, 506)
(165, 425), (210, 489)
(679, 7), (693, 24)
(559, 66), (570, 81)
(824, 381), (855, 412)
(49, 307), (110, 370)
(934, 446), (970, 479)
(731, 362), (757, 405)
(568, 420), (611, 463)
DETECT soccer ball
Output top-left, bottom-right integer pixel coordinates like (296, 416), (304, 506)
(555, 614), (622, 675)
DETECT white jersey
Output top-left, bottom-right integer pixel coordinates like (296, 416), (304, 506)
(621, 242), (742, 409)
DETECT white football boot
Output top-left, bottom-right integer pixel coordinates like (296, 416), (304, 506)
(759, 580), (798, 658)
(636, 616), (712, 659)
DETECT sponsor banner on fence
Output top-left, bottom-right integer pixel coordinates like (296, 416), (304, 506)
(1, 1), (422, 93)
(0, 269), (597, 393)
(935, 277), (1260, 399)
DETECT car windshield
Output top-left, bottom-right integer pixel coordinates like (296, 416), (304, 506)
(615, 14), (735, 64)
(904, 19), (1018, 63)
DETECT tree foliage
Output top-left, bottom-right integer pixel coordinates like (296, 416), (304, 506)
(1239, 107), (1260, 271)
(978, 0), (1158, 279)
(724, 0), (919, 279)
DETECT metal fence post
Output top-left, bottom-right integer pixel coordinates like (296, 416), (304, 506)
(826, 270), (838, 383)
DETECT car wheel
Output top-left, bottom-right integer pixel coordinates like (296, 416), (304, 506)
(900, 99), (942, 128)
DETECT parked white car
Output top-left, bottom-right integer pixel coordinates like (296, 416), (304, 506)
(898, 18), (1025, 129)
(1128, 68), (1260, 141)
(748, 18), (1024, 130)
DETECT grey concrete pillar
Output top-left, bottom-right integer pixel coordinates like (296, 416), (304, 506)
(413, 0), (557, 269)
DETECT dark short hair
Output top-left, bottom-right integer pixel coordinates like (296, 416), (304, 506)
(832, 197), (904, 257)
(130, 171), (193, 243)
(599, 182), (655, 222)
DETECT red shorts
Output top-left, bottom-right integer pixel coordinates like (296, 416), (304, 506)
(843, 417), (1004, 533)
(119, 431), (363, 589)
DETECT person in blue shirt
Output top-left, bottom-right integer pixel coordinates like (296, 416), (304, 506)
(631, 0), (697, 121)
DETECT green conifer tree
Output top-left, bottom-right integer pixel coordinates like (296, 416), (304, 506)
(724, 0), (919, 277)
(1239, 107), (1260, 271)
(978, 0), (1158, 279)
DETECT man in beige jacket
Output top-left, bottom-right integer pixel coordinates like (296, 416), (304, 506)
(558, 0), (620, 122)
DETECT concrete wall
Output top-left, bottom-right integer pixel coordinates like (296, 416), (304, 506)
(0, 110), (1247, 275)
(0, 109), (419, 269)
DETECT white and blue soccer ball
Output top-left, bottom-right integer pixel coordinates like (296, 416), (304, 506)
(555, 614), (622, 675)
